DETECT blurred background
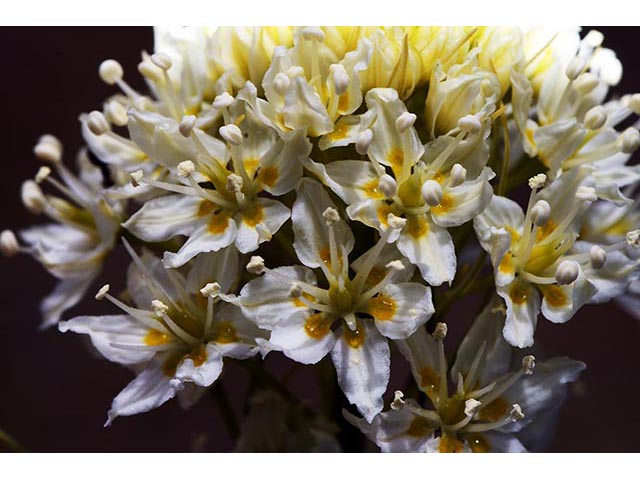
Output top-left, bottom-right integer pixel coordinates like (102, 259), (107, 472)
(0, 27), (638, 452)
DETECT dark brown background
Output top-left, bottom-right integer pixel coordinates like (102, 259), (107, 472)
(0, 27), (638, 452)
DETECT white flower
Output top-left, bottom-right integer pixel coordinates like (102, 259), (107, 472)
(59, 244), (264, 424)
(238, 179), (434, 421)
(346, 300), (585, 452)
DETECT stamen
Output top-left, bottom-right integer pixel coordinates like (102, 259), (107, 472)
(555, 260), (580, 285)
(301, 26), (326, 43)
(464, 398), (482, 417)
(179, 115), (197, 137)
(565, 56), (587, 81)
(396, 112), (417, 133)
(212, 92), (234, 109)
(322, 207), (340, 226)
(463, 404), (524, 433)
(273, 73), (291, 96)
(629, 94), (640, 115)
(573, 72), (599, 94)
(528, 173), (547, 189)
(627, 229), (640, 247)
(522, 355), (536, 375)
(584, 29), (604, 48)
(589, 245), (607, 269)
(87, 111), (111, 136)
(99, 59), (124, 85)
(390, 390), (405, 410)
(130, 170), (144, 187)
(433, 322), (448, 402)
(576, 186), (598, 202)
(584, 105), (607, 130)
(355, 129), (373, 155)
(104, 100), (128, 127)
(246, 256), (265, 275)
(95, 284), (110, 300)
(0, 230), (20, 257)
(21, 180), (47, 214)
(161, 311), (199, 345)
(219, 124), (243, 146)
(478, 357), (533, 406)
(330, 64), (349, 96)
(620, 128), (640, 154)
(378, 174), (398, 198)
(150, 53), (172, 71)
(463, 341), (487, 391)
(457, 114), (482, 134)
(34, 135), (63, 163)
(421, 180), (443, 207)
(448, 164), (467, 188)
(201, 282), (222, 298)
(151, 299), (169, 315)
(177, 160), (195, 178)
(531, 200), (551, 227)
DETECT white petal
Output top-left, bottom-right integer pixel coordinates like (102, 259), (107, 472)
(292, 178), (354, 269)
(175, 343), (224, 387)
(40, 274), (97, 328)
(123, 194), (202, 243)
(186, 246), (239, 294)
(106, 359), (177, 425)
(396, 327), (441, 395)
(259, 128), (310, 196)
(163, 220), (237, 268)
(330, 321), (390, 422)
(59, 314), (161, 365)
(540, 270), (597, 323)
(481, 432), (528, 452)
(270, 312), (336, 364)
(397, 216), (456, 286)
(371, 283), (434, 340)
(497, 283), (540, 348)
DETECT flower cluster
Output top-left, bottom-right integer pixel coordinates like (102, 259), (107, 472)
(3, 26), (640, 452)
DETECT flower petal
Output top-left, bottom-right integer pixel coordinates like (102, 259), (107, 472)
(163, 220), (237, 268)
(370, 283), (434, 340)
(175, 343), (224, 387)
(497, 282), (540, 348)
(269, 312), (336, 364)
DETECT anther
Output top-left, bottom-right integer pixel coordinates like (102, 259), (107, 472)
(584, 30), (604, 48)
(433, 322), (448, 341)
(449, 164), (467, 188)
(212, 92), (234, 109)
(566, 56), (587, 81)
(35, 166), (51, 184)
(378, 174), (398, 198)
(226, 174), (244, 193)
(130, 170), (144, 187)
(179, 115), (197, 137)
(150, 52), (172, 71)
(589, 245), (607, 269)
(385, 260), (405, 271)
(0, 230), (20, 257)
(322, 207), (340, 226)
(355, 129), (373, 155)
(531, 200), (551, 227)
(555, 260), (580, 285)
(330, 64), (349, 96)
(627, 229), (640, 247)
(273, 73), (291, 96)
(87, 111), (111, 136)
(573, 72), (599, 94)
(464, 398), (482, 417)
(34, 135), (63, 163)
(396, 112), (417, 133)
(137, 59), (162, 82)
(219, 124), (243, 145)
(584, 105), (607, 130)
(421, 180), (443, 207)
(246, 256), (265, 275)
(104, 100), (128, 127)
(509, 404), (525, 421)
(301, 26), (326, 42)
(288, 283), (303, 299)
(528, 173), (547, 189)
(576, 186), (598, 202)
(177, 160), (195, 178)
(151, 299), (169, 315)
(457, 114), (482, 134)
(99, 59), (124, 85)
(387, 213), (407, 230)
(200, 282), (221, 298)
(620, 128), (640, 154)
(390, 390), (405, 410)
(21, 180), (46, 214)
(522, 355), (536, 375)
(628, 94), (640, 115)
(95, 284), (110, 300)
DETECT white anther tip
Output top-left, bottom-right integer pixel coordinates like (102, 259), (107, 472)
(528, 173), (547, 190)
(0, 230), (20, 257)
(421, 180), (443, 207)
(510, 404), (525, 421)
(457, 114), (482, 134)
(589, 245), (607, 269)
(555, 260), (580, 285)
(522, 355), (536, 375)
(355, 129), (373, 155)
(464, 398), (482, 417)
(212, 92), (234, 109)
(219, 124), (243, 146)
(288, 283), (303, 299)
(246, 256), (266, 275)
(626, 229), (640, 247)
(378, 174), (398, 198)
(330, 64), (349, 96)
(628, 94), (640, 115)
(95, 284), (110, 300)
(566, 56), (587, 81)
(87, 110), (111, 136)
(151, 299), (169, 314)
(150, 52), (172, 71)
(584, 30), (604, 48)
(385, 260), (405, 271)
(35, 166), (51, 184)
(387, 213), (407, 230)
(584, 105), (608, 130)
(21, 180), (46, 214)
(449, 164), (467, 188)
(301, 26), (326, 42)
(177, 160), (195, 178)
(33, 135), (63, 163)
(390, 390), (405, 410)
(620, 128), (640, 154)
(531, 200), (551, 227)
(130, 170), (144, 187)
(99, 59), (124, 85)
(396, 112), (417, 133)
(104, 100), (129, 127)
(272, 73), (291, 96)
(576, 186), (598, 202)
(433, 322), (448, 341)
(322, 207), (340, 226)
(226, 173), (244, 193)
(200, 282), (222, 298)
(179, 115), (197, 137)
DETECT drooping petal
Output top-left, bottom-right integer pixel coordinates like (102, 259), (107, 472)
(396, 327), (441, 397)
(330, 320), (390, 422)
(497, 282), (541, 348)
(163, 219), (237, 268)
(539, 271), (597, 323)
(210, 303), (265, 359)
(234, 198), (290, 254)
(175, 343), (224, 387)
